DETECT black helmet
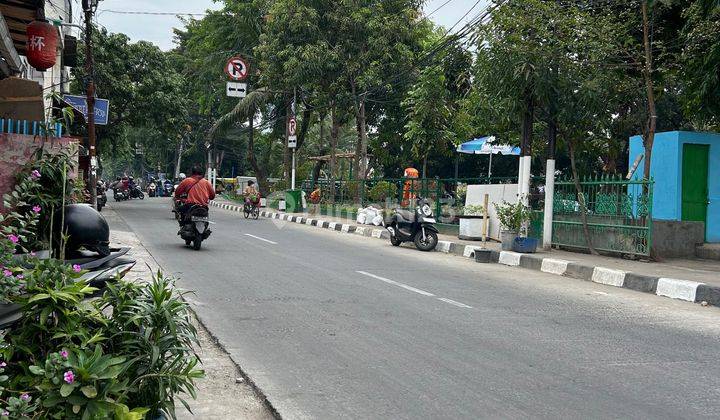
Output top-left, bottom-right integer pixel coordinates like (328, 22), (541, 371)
(59, 204), (111, 256)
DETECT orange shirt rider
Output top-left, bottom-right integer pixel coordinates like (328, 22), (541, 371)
(174, 174), (216, 207)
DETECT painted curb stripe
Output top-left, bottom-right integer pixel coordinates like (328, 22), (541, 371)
(656, 278), (703, 302)
(436, 241), (453, 253)
(591, 267), (626, 287)
(541, 258), (571, 275)
(463, 246), (484, 258)
(498, 251), (522, 266)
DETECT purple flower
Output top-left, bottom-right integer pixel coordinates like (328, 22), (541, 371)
(20, 393), (30, 401)
(72, 264), (82, 273)
(0, 361), (6, 368)
(32, 205), (41, 213)
(60, 350), (68, 359)
(31, 170), (41, 179)
(7, 234), (18, 244)
(30, 251), (36, 257)
(63, 370), (74, 384)
(2, 270), (12, 277)
(1, 410), (8, 416)
(16, 274), (23, 280)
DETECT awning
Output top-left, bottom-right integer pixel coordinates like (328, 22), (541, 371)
(456, 136), (520, 155)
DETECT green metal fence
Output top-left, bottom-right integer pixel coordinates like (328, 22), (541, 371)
(552, 176), (653, 256)
(301, 176), (520, 224)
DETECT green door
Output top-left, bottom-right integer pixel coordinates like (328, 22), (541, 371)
(681, 144), (709, 229)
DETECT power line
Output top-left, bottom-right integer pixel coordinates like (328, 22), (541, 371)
(426, 0), (456, 17)
(98, 9), (208, 17)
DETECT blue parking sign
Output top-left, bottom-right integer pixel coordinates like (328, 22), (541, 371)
(63, 95), (110, 125)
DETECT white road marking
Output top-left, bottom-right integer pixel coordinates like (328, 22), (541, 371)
(437, 298), (473, 309)
(244, 234), (278, 245)
(356, 271), (435, 297)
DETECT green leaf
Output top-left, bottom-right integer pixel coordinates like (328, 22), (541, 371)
(80, 385), (97, 398)
(28, 365), (45, 375)
(60, 383), (75, 397)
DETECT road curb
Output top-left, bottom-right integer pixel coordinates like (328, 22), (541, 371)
(211, 200), (720, 308)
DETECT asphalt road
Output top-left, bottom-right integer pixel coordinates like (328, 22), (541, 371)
(110, 198), (720, 419)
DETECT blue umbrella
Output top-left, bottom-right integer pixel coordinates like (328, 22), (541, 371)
(456, 136), (520, 178)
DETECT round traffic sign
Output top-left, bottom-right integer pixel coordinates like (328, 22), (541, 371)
(225, 56), (249, 81)
(288, 117), (297, 136)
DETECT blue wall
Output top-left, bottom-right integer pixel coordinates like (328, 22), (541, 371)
(629, 131), (720, 242)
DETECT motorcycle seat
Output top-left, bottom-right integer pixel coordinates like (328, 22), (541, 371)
(394, 209), (414, 223)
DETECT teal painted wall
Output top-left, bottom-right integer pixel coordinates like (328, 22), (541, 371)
(629, 131), (720, 242)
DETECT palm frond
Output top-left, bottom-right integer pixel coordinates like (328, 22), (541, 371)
(206, 88), (271, 141)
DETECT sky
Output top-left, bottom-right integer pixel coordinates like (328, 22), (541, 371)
(88, 0), (489, 51)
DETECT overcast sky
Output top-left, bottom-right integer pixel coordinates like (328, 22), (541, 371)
(89, 0), (489, 51)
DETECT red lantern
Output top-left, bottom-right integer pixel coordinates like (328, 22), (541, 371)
(26, 20), (58, 71)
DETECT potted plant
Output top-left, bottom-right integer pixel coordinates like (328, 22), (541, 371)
(494, 200), (534, 251)
(458, 204), (486, 240)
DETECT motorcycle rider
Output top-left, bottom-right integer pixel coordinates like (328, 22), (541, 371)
(174, 165), (216, 223)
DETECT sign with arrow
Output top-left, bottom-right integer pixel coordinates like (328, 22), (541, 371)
(226, 82), (247, 98)
(225, 56), (249, 81)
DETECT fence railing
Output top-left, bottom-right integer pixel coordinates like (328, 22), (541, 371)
(0, 118), (64, 137)
(300, 176), (520, 224)
(552, 176), (653, 257)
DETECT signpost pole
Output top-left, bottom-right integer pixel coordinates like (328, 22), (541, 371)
(291, 149), (296, 190)
(82, 0), (97, 208)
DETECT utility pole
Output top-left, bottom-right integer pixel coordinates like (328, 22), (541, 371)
(82, 0), (97, 207)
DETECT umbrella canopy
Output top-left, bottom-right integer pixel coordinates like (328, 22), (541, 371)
(456, 136), (521, 155)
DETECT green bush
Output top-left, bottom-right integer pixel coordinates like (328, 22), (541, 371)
(368, 181), (398, 203)
(494, 200), (534, 233)
(0, 252), (203, 419)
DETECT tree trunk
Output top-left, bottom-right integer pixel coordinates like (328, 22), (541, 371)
(174, 138), (184, 179)
(247, 109), (269, 197)
(283, 95), (291, 182)
(422, 154), (428, 179)
(568, 139), (598, 255)
(641, 1), (656, 181)
(358, 98), (368, 179)
(329, 104), (339, 205)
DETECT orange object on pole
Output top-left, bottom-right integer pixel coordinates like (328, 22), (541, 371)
(402, 167), (419, 206)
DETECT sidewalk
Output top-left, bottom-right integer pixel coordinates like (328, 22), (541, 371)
(212, 197), (720, 308)
(105, 206), (275, 420)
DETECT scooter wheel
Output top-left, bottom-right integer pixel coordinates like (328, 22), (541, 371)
(390, 235), (402, 247)
(185, 239), (192, 246)
(97, 205), (103, 212)
(414, 231), (438, 252)
(193, 239), (202, 250)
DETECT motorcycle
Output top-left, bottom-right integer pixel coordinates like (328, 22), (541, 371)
(96, 182), (107, 212)
(147, 182), (157, 197)
(386, 197), (439, 252)
(163, 181), (174, 197)
(177, 204), (211, 250)
(129, 185), (145, 200)
(113, 187), (129, 202)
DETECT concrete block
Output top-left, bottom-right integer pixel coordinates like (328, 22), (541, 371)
(328, 222), (337, 230)
(623, 273), (659, 293)
(371, 229), (384, 238)
(355, 226), (367, 236)
(305, 218), (314, 225)
(591, 267), (626, 287)
(341, 224), (356, 233)
(436, 241), (453, 253)
(463, 246), (484, 258)
(541, 258), (570, 275)
(498, 251), (522, 266)
(296, 217), (304, 224)
(656, 278), (703, 302)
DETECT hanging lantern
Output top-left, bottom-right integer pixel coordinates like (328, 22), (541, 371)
(26, 20), (58, 71)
